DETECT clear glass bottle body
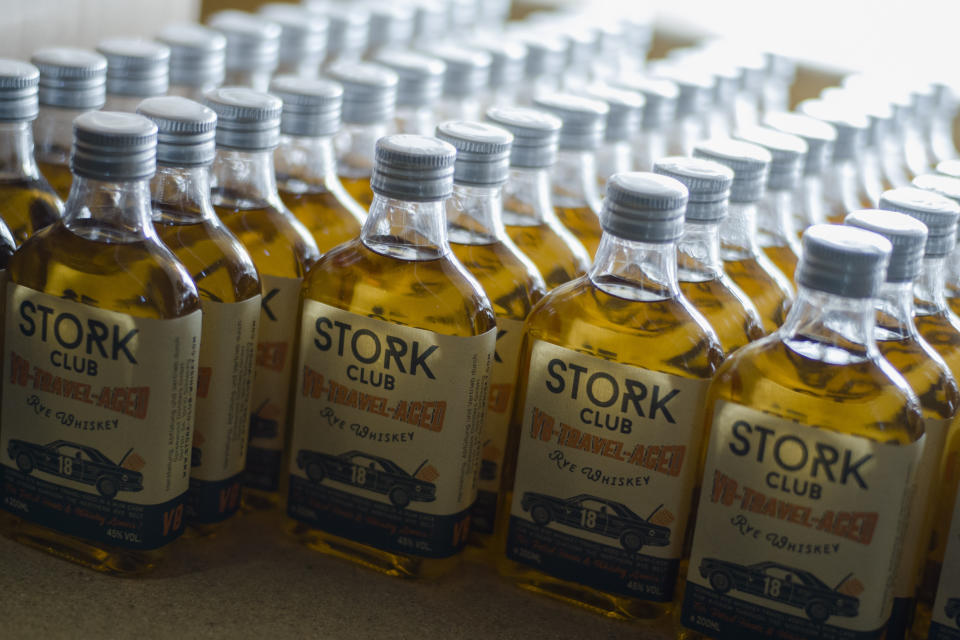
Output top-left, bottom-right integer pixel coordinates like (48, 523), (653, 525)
(822, 159), (869, 224)
(720, 201), (794, 333)
(756, 188), (801, 284)
(631, 128), (667, 172)
(496, 232), (723, 621)
(681, 286), (924, 639)
(337, 122), (390, 210)
(551, 150), (603, 257)
(394, 106), (434, 136)
(678, 220), (765, 354)
(289, 193), (496, 579)
(501, 167), (590, 291)
(2, 173), (201, 574)
(210, 147), (320, 507)
(595, 141), (632, 193)
(34, 105), (84, 200)
(445, 183), (546, 551)
(275, 133), (366, 255)
(0, 120), (62, 244)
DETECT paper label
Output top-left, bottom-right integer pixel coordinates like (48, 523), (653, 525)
(682, 401), (922, 640)
(0, 283), (201, 549)
(185, 295), (259, 524)
(244, 273), (301, 492)
(506, 340), (710, 601)
(472, 316), (525, 535)
(287, 300), (496, 558)
(930, 454), (960, 639)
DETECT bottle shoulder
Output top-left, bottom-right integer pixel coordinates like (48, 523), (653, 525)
(9, 221), (200, 319)
(524, 276), (723, 380)
(877, 334), (960, 420)
(213, 200), (320, 278)
(449, 240), (546, 322)
(710, 335), (924, 443)
(302, 239), (496, 337)
(153, 217), (261, 304)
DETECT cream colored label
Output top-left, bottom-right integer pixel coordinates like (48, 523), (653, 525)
(287, 301), (495, 556)
(248, 274), (300, 454)
(683, 401), (922, 637)
(0, 283), (201, 508)
(506, 340), (709, 599)
(191, 296), (260, 482)
(894, 416), (952, 599)
(479, 317), (525, 498)
(930, 477), (960, 635)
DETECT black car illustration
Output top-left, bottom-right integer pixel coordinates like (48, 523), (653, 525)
(699, 558), (860, 624)
(248, 399), (278, 440)
(296, 449), (437, 508)
(8, 439), (144, 499)
(945, 597), (960, 628)
(520, 492), (671, 553)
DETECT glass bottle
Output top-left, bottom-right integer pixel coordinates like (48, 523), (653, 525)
(655, 66), (712, 157)
(912, 174), (960, 320)
(879, 187), (960, 379)
(327, 61), (398, 210)
(157, 24), (226, 102)
(799, 99), (871, 223)
(844, 209), (960, 639)
(362, 1), (415, 61)
(929, 81), (958, 165)
(0, 60), (62, 244)
(206, 11), (281, 92)
(272, 75), (366, 255)
(138, 96), (261, 532)
(680, 224), (924, 640)
(374, 50), (445, 136)
(435, 120), (546, 548)
(0, 111), (202, 574)
(514, 35), (565, 106)
(487, 105), (591, 291)
(258, 4), (328, 79)
(611, 75), (678, 172)
(694, 138), (794, 333)
(532, 93), (608, 256)
(762, 50), (795, 115)
(311, 4), (369, 69)
(205, 87), (320, 506)
(470, 37), (525, 111)
(424, 45), (492, 123)
(410, 0), (447, 51)
(654, 155), (765, 354)
(763, 110), (837, 236)
(937, 160), (960, 179)
(96, 38), (170, 113)
(582, 84), (645, 193)
(557, 27), (595, 92)
(31, 47), (107, 201)
(498, 171), (724, 620)
(734, 125), (808, 284)
(287, 134), (496, 578)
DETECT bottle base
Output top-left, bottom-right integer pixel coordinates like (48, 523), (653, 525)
(287, 518), (461, 579)
(1, 514), (163, 576)
(497, 557), (674, 622)
(242, 487), (281, 511)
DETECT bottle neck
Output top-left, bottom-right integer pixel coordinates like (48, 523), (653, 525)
(780, 286), (878, 362)
(0, 120), (40, 180)
(596, 141), (632, 189)
(720, 201), (761, 258)
(589, 233), (680, 301)
(361, 193), (449, 261)
(552, 149), (601, 210)
(822, 159), (860, 210)
(799, 174), (825, 226)
(337, 122), (389, 179)
(502, 167), (554, 225)
(34, 106), (80, 163)
(757, 187), (798, 246)
(916, 255), (950, 316)
(447, 183), (506, 245)
(632, 128), (667, 172)
(394, 106), (435, 136)
(875, 280), (920, 341)
(275, 134), (338, 187)
(210, 148), (282, 209)
(677, 221), (723, 281)
(63, 174), (156, 242)
(150, 164), (216, 224)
